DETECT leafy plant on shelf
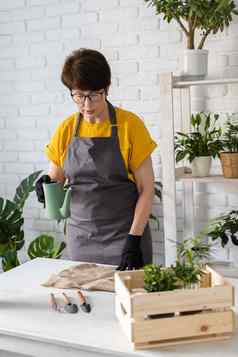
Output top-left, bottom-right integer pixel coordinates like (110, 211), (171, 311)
(0, 171), (66, 272)
(144, 0), (238, 49)
(221, 119), (238, 153)
(199, 210), (238, 248)
(175, 112), (223, 163)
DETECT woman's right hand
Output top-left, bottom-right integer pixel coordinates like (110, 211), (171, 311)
(35, 175), (52, 204)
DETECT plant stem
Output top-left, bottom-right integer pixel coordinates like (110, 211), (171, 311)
(174, 16), (189, 36)
(187, 18), (195, 49)
(198, 29), (211, 49)
(192, 15), (198, 31)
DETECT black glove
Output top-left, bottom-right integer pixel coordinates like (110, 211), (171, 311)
(116, 234), (144, 271)
(35, 174), (52, 204)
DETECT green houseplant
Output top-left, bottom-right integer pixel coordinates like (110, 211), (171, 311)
(144, 261), (202, 292)
(0, 171), (66, 271)
(198, 210), (238, 265)
(144, 0), (238, 77)
(149, 181), (162, 230)
(200, 210), (238, 247)
(219, 118), (238, 178)
(175, 112), (223, 176)
(144, 235), (209, 292)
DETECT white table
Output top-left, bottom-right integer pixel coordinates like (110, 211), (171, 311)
(0, 258), (238, 357)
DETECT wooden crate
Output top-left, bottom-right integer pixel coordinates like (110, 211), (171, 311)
(115, 266), (235, 349)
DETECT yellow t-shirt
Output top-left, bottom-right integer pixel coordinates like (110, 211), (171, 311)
(45, 107), (157, 181)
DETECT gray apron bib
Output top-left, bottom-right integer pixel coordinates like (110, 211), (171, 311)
(63, 101), (152, 265)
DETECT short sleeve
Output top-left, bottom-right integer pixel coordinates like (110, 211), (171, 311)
(128, 115), (157, 172)
(44, 114), (75, 167)
(45, 125), (63, 167)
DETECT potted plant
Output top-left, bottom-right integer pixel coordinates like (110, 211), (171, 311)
(199, 210), (238, 265)
(144, 0), (238, 78)
(0, 171), (66, 272)
(144, 234), (209, 292)
(175, 112), (223, 176)
(175, 234), (211, 266)
(144, 258), (203, 292)
(219, 118), (238, 178)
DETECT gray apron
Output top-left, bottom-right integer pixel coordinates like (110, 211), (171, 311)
(63, 101), (152, 265)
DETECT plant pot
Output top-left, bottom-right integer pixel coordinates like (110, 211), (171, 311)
(191, 156), (211, 177)
(220, 152), (238, 178)
(182, 49), (209, 80)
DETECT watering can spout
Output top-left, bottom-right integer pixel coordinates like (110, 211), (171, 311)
(60, 187), (72, 219)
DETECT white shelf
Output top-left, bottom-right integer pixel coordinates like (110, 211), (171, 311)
(173, 77), (238, 88)
(159, 72), (238, 266)
(175, 169), (238, 183)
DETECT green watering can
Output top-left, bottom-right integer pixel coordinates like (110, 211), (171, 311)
(43, 182), (72, 220)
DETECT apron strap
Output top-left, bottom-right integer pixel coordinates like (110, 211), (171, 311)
(73, 112), (81, 137)
(73, 101), (118, 138)
(107, 100), (118, 139)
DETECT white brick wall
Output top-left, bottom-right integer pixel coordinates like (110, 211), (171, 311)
(0, 0), (238, 265)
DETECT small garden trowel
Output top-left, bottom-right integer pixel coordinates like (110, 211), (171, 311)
(62, 292), (78, 314)
(77, 290), (91, 313)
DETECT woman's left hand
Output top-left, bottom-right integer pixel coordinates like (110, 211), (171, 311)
(116, 234), (144, 271)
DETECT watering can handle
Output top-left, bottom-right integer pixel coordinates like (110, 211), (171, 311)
(63, 178), (70, 189)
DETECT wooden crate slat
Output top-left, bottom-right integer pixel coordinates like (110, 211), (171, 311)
(200, 271), (212, 288)
(133, 333), (232, 349)
(115, 297), (133, 342)
(115, 270), (144, 289)
(133, 310), (234, 344)
(114, 273), (132, 317)
(206, 265), (225, 286)
(132, 285), (234, 318)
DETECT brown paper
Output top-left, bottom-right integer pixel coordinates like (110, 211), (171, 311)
(42, 263), (115, 292)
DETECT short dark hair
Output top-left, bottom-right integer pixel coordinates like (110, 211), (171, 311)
(61, 48), (111, 91)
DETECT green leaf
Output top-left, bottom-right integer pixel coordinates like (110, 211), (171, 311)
(0, 198), (24, 255)
(176, 150), (188, 162)
(13, 170), (43, 211)
(27, 234), (66, 260)
(2, 250), (20, 272)
(149, 214), (160, 230)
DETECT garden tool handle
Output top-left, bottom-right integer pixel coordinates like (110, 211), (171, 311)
(49, 293), (57, 310)
(77, 290), (86, 304)
(62, 292), (71, 305)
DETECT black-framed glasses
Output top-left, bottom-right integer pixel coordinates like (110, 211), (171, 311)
(70, 90), (105, 104)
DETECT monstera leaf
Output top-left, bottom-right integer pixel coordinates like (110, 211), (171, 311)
(2, 250), (20, 272)
(13, 170), (43, 211)
(0, 198), (24, 256)
(28, 234), (66, 260)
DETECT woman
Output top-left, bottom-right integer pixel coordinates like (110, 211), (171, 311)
(36, 48), (157, 270)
